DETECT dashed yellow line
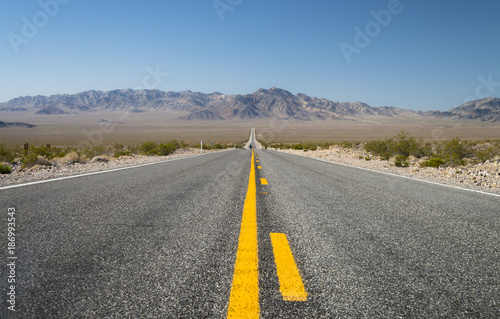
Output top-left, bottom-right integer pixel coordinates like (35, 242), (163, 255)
(257, 166), (262, 169)
(260, 178), (268, 185)
(227, 151), (259, 318)
(270, 233), (308, 302)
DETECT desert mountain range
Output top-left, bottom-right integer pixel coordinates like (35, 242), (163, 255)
(1, 87), (499, 122)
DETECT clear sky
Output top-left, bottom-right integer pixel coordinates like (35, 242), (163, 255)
(1, 0), (499, 111)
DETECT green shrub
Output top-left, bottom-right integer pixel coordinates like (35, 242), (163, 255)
(420, 158), (445, 168)
(82, 145), (107, 159)
(127, 144), (141, 154)
(474, 146), (496, 163)
(393, 131), (428, 158)
(0, 164), (12, 174)
(439, 138), (472, 166)
(318, 142), (332, 149)
(256, 139), (269, 149)
(364, 139), (393, 160)
(394, 155), (409, 167)
(21, 152), (38, 169)
(192, 143), (205, 150)
(212, 143), (224, 150)
(364, 132), (434, 160)
(113, 144), (125, 151)
(0, 144), (15, 163)
(27, 145), (52, 159)
(393, 132), (412, 157)
(50, 147), (68, 159)
(141, 141), (158, 155)
(141, 140), (182, 156)
(157, 142), (176, 156)
(114, 150), (132, 158)
(340, 141), (353, 149)
(292, 144), (304, 150)
(418, 142), (435, 158)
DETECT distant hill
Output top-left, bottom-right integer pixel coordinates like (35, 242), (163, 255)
(179, 110), (224, 120)
(0, 88), (498, 122)
(434, 97), (500, 122)
(0, 121), (36, 128)
(34, 106), (69, 115)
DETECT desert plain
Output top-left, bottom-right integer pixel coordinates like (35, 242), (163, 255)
(1, 111), (500, 147)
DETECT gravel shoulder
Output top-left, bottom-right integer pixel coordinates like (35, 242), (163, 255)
(272, 146), (500, 195)
(0, 148), (228, 187)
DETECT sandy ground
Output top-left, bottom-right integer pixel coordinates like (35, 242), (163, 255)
(2, 112), (500, 146)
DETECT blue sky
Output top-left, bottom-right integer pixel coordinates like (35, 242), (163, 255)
(1, 0), (499, 111)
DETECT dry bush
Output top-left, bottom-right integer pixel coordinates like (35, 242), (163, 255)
(36, 156), (53, 166)
(53, 151), (81, 165)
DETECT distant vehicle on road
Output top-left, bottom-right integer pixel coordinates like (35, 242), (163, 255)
(249, 145), (252, 149)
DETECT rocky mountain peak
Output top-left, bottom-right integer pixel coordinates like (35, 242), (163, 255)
(1, 88), (498, 122)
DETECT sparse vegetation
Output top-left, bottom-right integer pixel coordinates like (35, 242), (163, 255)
(0, 139), (191, 170)
(113, 150), (133, 158)
(420, 158), (445, 168)
(140, 140), (185, 155)
(234, 141), (246, 149)
(141, 141), (158, 155)
(394, 155), (409, 167)
(191, 141), (237, 150)
(0, 164), (12, 174)
(438, 138), (473, 166)
(264, 132), (500, 169)
(0, 144), (16, 163)
(364, 139), (393, 160)
(1, 133), (498, 173)
(362, 132), (499, 167)
(82, 145), (108, 159)
(340, 141), (354, 149)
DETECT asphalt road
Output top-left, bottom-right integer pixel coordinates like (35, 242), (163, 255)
(1, 148), (499, 318)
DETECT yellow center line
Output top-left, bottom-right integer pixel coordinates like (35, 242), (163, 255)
(270, 233), (308, 302)
(260, 178), (268, 185)
(227, 150), (259, 318)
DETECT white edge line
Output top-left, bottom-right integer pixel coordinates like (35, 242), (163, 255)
(0, 150), (233, 191)
(269, 150), (500, 198)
